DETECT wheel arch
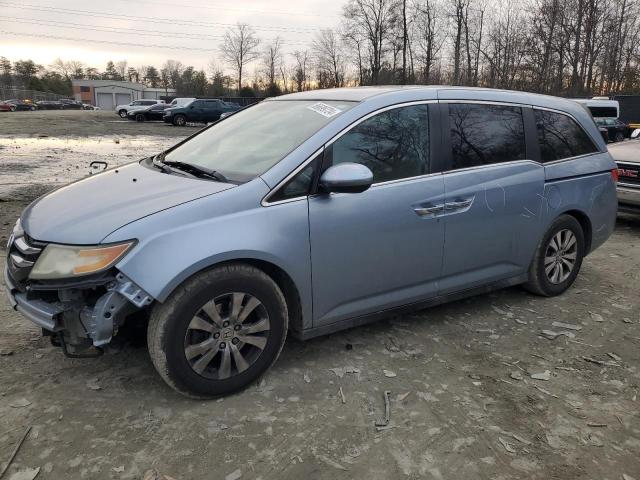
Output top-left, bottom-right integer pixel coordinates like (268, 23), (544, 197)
(156, 255), (305, 334)
(558, 209), (593, 254)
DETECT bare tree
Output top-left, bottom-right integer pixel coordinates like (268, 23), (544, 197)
(262, 37), (283, 91)
(343, 0), (399, 84)
(49, 58), (72, 80)
(115, 60), (128, 81)
(312, 29), (346, 88)
(292, 50), (310, 91)
(220, 23), (261, 93)
(414, 0), (445, 83)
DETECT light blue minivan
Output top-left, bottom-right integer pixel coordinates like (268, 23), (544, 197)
(4, 87), (618, 397)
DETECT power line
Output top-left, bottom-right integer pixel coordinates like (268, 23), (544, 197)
(107, 0), (340, 19)
(0, 29), (311, 51)
(0, 15), (313, 44)
(0, 16), (227, 40)
(0, 1), (325, 34)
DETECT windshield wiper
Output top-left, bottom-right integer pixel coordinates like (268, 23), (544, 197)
(161, 160), (229, 183)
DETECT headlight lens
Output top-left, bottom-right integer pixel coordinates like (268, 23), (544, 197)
(29, 241), (135, 280)
(7, 218), (23, 248)
(13, 218), (24, 237)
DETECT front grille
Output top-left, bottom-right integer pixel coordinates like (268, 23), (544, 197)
(6, 234), (46, 292)
(617, 162), (640, 186)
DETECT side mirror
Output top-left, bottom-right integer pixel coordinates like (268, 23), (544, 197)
(631, 128), (640, 139)
(319, 163), (373, 194)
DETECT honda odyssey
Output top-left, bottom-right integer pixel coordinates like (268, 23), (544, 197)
(4, 86), (618, 397)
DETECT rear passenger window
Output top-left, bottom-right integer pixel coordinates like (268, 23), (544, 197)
(448, 103), (526, 169)
(534, 109), (598, 162)
(331, 104), (430, 183)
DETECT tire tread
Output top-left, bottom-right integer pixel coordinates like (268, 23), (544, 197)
(147, 263), (288, 398)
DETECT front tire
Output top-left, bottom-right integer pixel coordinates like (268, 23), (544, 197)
(614, 131), (624, 142)
(135, 113), (145, 122)
(173, 114), (186, 126)
(147, 264), (288, 398)
(118, 109), (127, 118)
(523, 215), (585, 296)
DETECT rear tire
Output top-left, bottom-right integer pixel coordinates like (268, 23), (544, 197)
(10, 106), (16, 112)
(118, 109), (127, 118)
(523, 215), (585, 296)
(147, 263), (288, 398)
(614, 132), (624, 142)
(173, 114), (186, 126)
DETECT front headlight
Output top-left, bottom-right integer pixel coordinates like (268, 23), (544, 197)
(29, 241), (135, 280)
(7, 218), (23, 248)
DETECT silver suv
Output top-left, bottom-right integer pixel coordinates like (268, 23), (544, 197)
(4, 87), (618, 397)
(116, 99), (159, 118)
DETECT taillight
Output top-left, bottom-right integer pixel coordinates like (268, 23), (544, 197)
(611, 168), (619, 183)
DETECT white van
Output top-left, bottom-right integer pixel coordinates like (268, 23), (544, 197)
(573, 98), (620, 118)
(169, 98), (196, 107)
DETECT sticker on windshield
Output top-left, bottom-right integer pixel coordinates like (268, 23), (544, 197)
(307, 102), (342, 118)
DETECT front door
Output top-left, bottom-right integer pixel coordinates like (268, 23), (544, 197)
(308, 103), (446, 327)
(439, 102), (545, 294)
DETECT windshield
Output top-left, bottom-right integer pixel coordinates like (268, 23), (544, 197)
(163, 100), (355, 182)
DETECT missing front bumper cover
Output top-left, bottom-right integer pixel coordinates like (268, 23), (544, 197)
(5, 267), (153, 348)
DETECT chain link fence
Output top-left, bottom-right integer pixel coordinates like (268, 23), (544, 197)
(0, 86), (69, 102)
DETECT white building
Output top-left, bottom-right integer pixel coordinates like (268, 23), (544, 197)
(72, 79), (177, 110)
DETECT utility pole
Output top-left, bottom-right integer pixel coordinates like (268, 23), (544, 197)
(402, 0), (408, 84)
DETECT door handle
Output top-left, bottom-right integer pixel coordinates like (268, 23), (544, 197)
(414, 204), (445, 217)
(444, 198), (474, 211)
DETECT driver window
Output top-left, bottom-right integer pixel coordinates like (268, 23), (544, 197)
(330, 104), (430, 183)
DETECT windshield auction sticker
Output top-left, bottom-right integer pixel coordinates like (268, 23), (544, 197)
(307, 102), (342, 118)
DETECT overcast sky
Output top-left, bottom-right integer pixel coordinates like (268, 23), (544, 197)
(0, 0), (344, 72)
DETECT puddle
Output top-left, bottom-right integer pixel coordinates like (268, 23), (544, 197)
(0, 135), (184, 198)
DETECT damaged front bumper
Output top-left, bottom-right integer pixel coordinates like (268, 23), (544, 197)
(4, 265), (153, 349)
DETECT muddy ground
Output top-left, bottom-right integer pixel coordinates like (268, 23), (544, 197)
(0, 110), (639, 480)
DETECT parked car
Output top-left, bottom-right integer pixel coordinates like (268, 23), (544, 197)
(59, 99), (83, 110)
(36, 100), (63, 110)
(0, 101), (16, 112)
(595, 117), (629, 142)
(5, 99), (37, 111)
(4, 86), (618, 397)
(126, 103), (170, 122)
(163, 98), (241, 126)
(115, 99), (159, 118)
(609, 129), (640, 214)
(168, 97), (195, 107)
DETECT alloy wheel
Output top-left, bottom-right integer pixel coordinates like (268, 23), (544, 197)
(183, 292), (270, 380)
(544, 229), (578, 284)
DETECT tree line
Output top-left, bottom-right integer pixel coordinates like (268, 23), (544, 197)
(2, 0), (639, 99)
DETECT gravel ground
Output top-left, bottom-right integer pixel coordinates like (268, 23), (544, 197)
(0, 111), (639, 480)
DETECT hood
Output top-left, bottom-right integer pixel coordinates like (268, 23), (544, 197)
(609, 142), (640, 165)
(22, 161), (234, 244)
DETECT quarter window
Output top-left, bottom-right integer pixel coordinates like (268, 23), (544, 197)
(331, 104), (430, 183)
(448, 103), (526, 169)
(534, 109), (598, 162)
(268, 160), (318, 203)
